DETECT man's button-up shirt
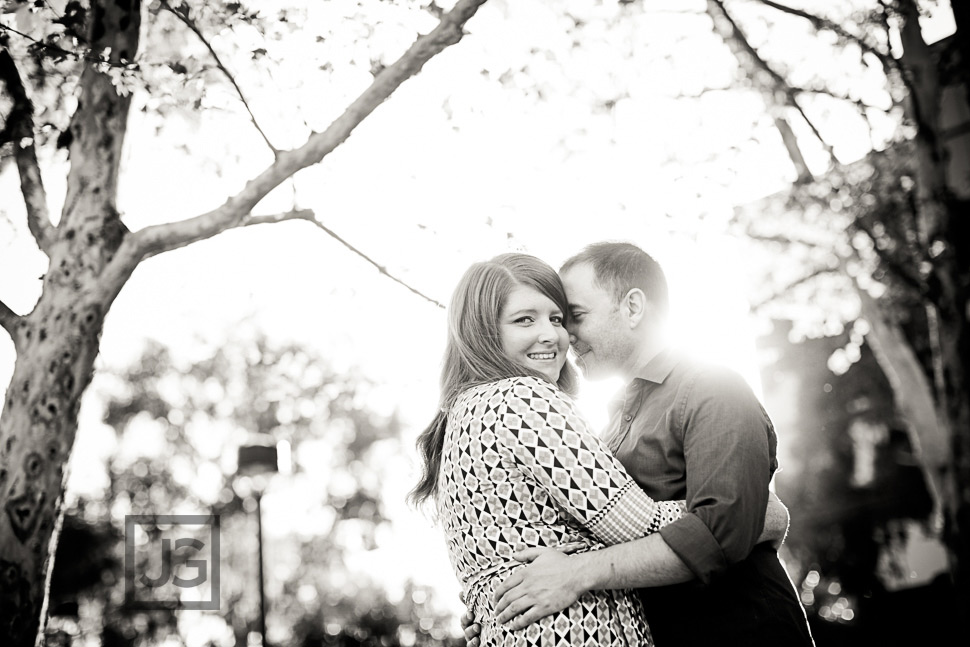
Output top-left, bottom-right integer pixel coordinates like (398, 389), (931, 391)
(602, 348), (778, 583)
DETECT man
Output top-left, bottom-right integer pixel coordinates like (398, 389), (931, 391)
(467, 242), (814, 646)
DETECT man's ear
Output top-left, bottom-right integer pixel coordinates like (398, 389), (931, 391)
(622, 288), (647, 328)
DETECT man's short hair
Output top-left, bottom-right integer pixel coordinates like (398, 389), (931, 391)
(561, 241), (669, 313)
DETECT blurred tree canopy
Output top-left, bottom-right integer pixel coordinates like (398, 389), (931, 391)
(44, 332), (459, 646)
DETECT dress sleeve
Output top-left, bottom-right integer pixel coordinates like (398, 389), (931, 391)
(497, 377), (685, 545)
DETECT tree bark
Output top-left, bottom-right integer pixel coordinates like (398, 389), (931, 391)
(856, 286), (948, 516)
(0, 2), (142, 645)
(896, 0), (970, 616)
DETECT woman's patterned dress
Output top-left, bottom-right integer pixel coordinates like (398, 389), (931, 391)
(435, 376), (685, 646)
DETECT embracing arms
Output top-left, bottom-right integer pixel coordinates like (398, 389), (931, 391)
(467, 369), (789, 634)
(487, 492), (788, 629)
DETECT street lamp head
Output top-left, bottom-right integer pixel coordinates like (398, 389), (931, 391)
(236, 436), (280, 496)
(237, 443), (279, 475)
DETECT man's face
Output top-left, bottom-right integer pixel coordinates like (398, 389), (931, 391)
(560, 262), (629, 380)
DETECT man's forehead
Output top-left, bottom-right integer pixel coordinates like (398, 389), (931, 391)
(560, 262), (595, 284)
(560, 263), (609, 304)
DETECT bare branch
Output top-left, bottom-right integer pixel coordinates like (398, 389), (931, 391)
(160, 0), (279, 155)
(0, 298), (22, 340)
(797, 0), (942, 169)
(671, 83), (738, 100)
(750, 266), (838, 311)
(772, 115), (813, 183)
(99, 0), (488, 302)
(741, 224), (848, 254)
(0, 48), (55, 254)
(794, 84), (890, 115)
(792, 84), (888, 147)
(245, 210), (445, 309)
(743, 231), (828, 250)
(242, 209), (318, 228)
(707, 0), (834, 161)
(754, 0), (895, 71)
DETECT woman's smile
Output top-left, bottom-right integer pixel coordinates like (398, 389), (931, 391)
(500, 285), (569, 382)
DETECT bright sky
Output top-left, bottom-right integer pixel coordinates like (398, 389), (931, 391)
(0, 0), (956, 641)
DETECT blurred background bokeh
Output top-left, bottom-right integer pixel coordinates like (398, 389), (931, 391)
(1, 0), (967, 645)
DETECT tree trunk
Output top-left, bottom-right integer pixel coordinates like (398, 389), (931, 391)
(939, 312), (970, 623)
(896, 0), (970, 620)
(0, 2), (141, 645)
(0, 297), (113, 644)
(856, 287), (949, 517)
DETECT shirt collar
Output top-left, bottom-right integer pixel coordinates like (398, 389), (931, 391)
(631, 347), (678, 384)
(606, 348), (679, 416)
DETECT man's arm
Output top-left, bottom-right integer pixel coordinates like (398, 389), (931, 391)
(493, 532), (692, 629)
(490, 494), (789, 629)
(659, 367), (777, 580)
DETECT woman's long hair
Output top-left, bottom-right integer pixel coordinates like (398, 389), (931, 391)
(408, 253), (578, 506)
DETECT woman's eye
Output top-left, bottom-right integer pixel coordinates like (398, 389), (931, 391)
(551, 315), (564, 325)
(514, 316), (534, 324)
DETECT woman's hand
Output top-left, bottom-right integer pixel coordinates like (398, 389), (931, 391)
(460, 609), (481, 647)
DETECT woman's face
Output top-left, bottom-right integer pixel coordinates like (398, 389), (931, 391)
(499, 284), (569, 383)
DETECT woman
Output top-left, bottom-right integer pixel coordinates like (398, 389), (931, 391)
(410, 253), (686, 646)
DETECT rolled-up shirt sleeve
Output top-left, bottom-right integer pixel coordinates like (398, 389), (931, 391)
(658, 367), (775, 583)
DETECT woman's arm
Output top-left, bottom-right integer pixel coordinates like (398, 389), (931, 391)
(500, 377), (684, 545)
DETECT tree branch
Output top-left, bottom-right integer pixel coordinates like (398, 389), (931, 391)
(792, 84), (887, 147)
(794, 84), (891, 116)
(99, 0), (488, 302)
(750, 266), (838, 311)
(244, 210), (445, 309)
(160, 0), (278, 156)
(671, 83), (738, 100)
(754, 0), (895, 71)
(743, 230), (828, 250)
(772, 115), (813, 183)
(0, 298), (22, 343)
(0, 47), (55, 254)
(708, 0), (834, 163)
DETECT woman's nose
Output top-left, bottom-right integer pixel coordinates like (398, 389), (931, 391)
(537, 321), (557, 343)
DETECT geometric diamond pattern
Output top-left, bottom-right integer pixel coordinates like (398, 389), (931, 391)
(435, 376), (686, 646)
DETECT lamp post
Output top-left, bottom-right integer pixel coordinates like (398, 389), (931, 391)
(237, 438), (279, 647)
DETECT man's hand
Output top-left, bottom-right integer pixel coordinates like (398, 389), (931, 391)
(460, 610), (481, 647)
(493, 548), (586, 631)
